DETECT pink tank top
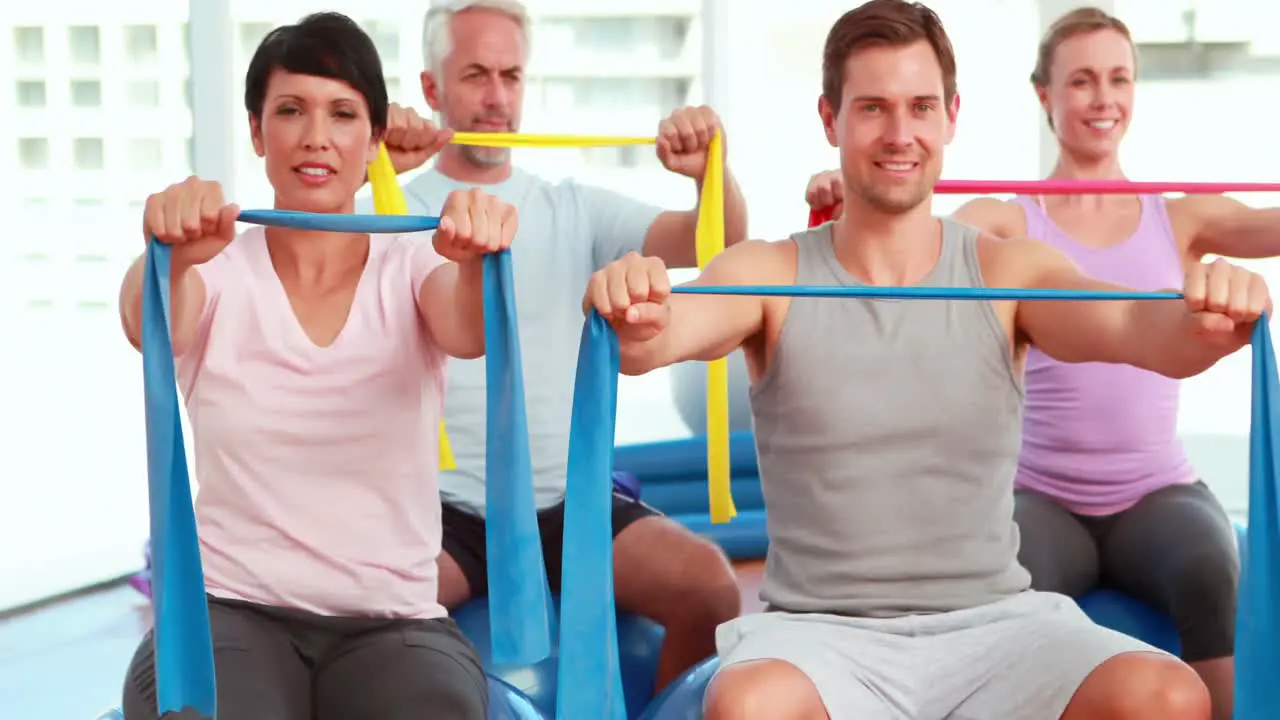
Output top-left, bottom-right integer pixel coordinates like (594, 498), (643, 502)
(1013, 194), (1196, 515)
(177, 227), (449, 619)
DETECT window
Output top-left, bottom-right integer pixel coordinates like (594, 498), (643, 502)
(583, 145), (645, 169)
(14, 27), (44, 64)
(18, 138), (50, 170)
(124, 25), (159, 64)
(128, 80), (161, 108)
(70, 79), (102, 107)
(68, 26), (102, 64)
(239, 23), (272, 57)
(129, 138), (164, 172)
(362, 20), (401, 61)
(74, 138), (105, 170)
(16, 80), (46, 107)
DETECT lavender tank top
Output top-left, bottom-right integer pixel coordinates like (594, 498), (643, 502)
(1013, 194), (1196, 515)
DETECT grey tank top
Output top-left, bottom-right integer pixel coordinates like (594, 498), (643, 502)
(750, 219), (1030, 618)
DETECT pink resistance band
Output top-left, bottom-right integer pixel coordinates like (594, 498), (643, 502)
(807, 178), (1280, 227)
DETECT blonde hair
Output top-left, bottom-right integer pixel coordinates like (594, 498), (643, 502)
(1030, 6), (1135, 87)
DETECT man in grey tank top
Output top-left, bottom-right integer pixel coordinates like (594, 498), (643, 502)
(582, 2), (1269, 719)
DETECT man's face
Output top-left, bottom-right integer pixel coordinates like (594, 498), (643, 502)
(422, 8), (526, 168)
(821, 40), (957, 215)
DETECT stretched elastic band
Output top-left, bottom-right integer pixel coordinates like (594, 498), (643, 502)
(808, 180), (1280, 226)
(691, 131), (734, 525)
(481, 249), (554, 666)
(367, 144), (456, 470)
(671, 285), (1184, 300)
(451, 132), (655, 148)
(589, 282), (1278, 718)
(236, 208), (439, 233)
(142, 239), (217, 719)
(1240, 318), (1280, 719)
(557, 310), (627, 720)
(934, 179), (1280, 195)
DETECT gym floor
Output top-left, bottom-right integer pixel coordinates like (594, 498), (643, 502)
(0, 561), (766, 719)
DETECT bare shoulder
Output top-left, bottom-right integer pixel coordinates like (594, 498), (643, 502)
(951, 197), (1026, 238)
(694, 237), (797, 286)
(976, 233), (1077, 289)
(1166, 193), (1249, 236)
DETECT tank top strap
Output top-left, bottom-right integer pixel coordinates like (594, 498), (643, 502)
(1137, 194), (1177, 244)
(1009, 194), (1049, 240)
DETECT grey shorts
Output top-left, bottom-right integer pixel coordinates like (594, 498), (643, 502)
(715, 591), (1165, 720)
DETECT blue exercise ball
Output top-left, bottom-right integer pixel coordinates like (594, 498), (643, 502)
(488, 675), (549, 719)
(670, 352), (753, 435)
(99, 681), (542, 720)
(1077, 589), (1180, 655)
(453, 595), (666, 719)
(637, 656), (718, 720)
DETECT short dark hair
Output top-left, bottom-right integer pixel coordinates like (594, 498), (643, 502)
(822, 0), (957, 110)
(243, 12), (388, 136)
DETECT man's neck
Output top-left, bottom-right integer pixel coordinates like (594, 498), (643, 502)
(433, 147), (513, 185)
(830, 201), (942, 287)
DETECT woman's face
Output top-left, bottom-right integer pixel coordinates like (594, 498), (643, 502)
(250, 69), (379, 213)
(1038, 29), (1135, 163)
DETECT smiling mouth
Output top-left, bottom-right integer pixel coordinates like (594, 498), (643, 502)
(875, 161), (918, 171)
(295, 166), (334, 177)
(1084, 119), (1118, 130)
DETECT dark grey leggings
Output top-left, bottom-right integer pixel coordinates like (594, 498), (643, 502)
(122, 595), (488, 719)
(1014, 481), (1239, 662)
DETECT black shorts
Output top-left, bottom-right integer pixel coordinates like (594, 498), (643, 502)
(122, 595), (487, 720)
(442, 493), (661, 596)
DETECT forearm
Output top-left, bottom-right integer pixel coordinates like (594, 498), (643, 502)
(618, 327), (679, 377)
(1123, 300), (1231, 379)
(618, 295), (751, 376)
(422, 259), (487, 359)
(1197, 207), (1280, 259)
(706, 165), (748, 248)
(119, 254), (203, 354)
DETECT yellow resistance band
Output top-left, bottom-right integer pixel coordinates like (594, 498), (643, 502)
(369, 130), (734, 522)
(367, 144), (457, 471)
(694, 132), (735, 523)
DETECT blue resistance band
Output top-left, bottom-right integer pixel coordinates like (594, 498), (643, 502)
(1240, 317), (1280, 720)
(139, 209), (552, 718)
(567, 285), (1277, 720)
(482, 248), (555, 666)
(142, 236), (216, 719)
(558, 310), (627, 720)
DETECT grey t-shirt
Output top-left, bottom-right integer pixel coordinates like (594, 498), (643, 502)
(359, 167), (662, 515)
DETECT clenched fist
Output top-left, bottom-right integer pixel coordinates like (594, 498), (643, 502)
(656, 105), (726, 180)
(1182, 257), (1271, 350)
(583, 252), (672, 342)
(432, 188), (517, 263)
(804, 169), (843, 219)
(143, 176), (240, 269)
(384, 103), (453, 174)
